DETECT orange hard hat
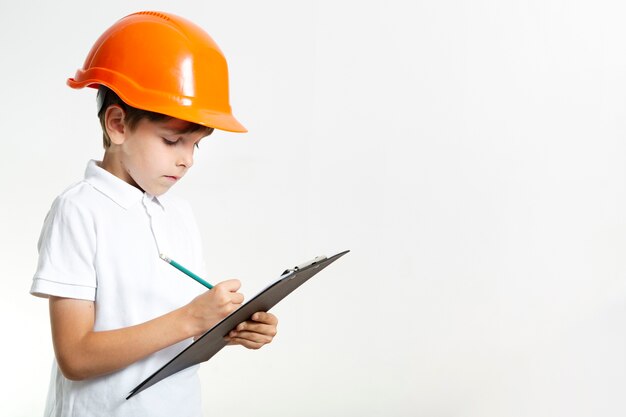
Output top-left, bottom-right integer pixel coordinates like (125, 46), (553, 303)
(67, 11), (246, 133)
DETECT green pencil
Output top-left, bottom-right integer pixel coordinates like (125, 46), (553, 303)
(159, 253), (214, 289)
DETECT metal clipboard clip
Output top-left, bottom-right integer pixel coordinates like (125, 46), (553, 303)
(282, 255), (327, 276)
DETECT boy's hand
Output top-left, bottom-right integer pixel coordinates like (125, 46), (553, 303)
(187, 279), (244, 337)
(226, 312), (278, 350)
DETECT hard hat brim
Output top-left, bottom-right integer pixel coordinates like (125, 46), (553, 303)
(68, 78), (247, 133)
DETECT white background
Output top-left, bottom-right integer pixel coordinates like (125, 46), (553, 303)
(2, 1), (626, 416)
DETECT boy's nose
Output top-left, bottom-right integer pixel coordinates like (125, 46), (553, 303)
(176, 149), (194, 168)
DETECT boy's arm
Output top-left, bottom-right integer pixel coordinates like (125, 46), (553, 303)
(49, 280), (243, 381)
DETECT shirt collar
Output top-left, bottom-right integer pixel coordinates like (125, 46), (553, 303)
(84, 160), (167, 210)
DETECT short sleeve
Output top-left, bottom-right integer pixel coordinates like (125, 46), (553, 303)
(30, 195), (97, 300)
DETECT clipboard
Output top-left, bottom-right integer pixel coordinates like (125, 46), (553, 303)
(127, 250), (350, 399)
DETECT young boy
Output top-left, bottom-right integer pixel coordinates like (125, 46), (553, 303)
(30, 11), (278, 417)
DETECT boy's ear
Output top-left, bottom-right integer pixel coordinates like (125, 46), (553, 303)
(105, 105), (127, 145)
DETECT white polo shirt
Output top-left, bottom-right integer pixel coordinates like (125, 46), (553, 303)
(31, 160), (207, 417)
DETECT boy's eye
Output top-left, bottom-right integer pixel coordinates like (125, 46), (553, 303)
(194, 142), (200, 149)
(163, 137), (178, 146)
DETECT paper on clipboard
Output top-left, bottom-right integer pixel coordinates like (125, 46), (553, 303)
(127, 250), (349, 399)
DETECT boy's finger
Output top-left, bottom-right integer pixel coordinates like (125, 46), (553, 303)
(229, 292), (244, 305)
(215, 279), (241, 292)
(230, 329), (273, 342)
(251, 312), (278, 325)
(234, 322), (277, 337)
(228, 333), (270, 349)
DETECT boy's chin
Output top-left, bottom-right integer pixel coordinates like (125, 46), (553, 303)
(136, 183), (173, 197)
(149, 188), (171, 197)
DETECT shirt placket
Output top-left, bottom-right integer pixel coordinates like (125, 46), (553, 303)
(142, 194), (169, 257)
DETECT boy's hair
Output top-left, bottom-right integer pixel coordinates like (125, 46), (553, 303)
(97, 86), (214, 149)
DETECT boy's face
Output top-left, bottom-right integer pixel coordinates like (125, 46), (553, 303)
(105, 115), (207, 196)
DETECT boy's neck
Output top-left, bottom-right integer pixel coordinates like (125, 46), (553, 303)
(101, 150), (141, 192)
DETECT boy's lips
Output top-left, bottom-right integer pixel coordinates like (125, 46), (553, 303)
(164, 175), (180, 181)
